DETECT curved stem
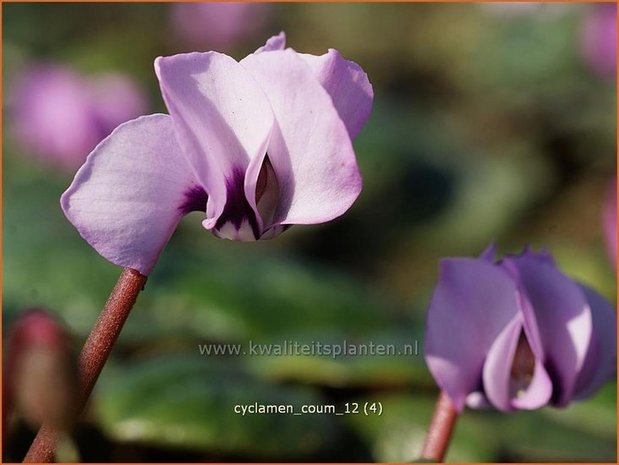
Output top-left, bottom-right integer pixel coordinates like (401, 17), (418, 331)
(23, 268), (147, 463)
(420, 391), (459, 462)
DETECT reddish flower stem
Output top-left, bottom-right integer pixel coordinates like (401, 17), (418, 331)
(23, 268), (147, 463)
(420, 391), (459, 462)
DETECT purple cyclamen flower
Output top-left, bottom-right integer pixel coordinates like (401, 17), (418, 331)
(61, 32), (373, 275)
(171, 2), (271, 50)
(603, 178), (617, 269)
(10, 65), (148, 170)
(425, 245), (616, 412)
(581, 3), (617, 77)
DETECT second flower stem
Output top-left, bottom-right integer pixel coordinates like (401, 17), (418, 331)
(420, 391), (459, 462)
(23, 268), (147, 463)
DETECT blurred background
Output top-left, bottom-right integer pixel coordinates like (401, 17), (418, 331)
(3, 2), (616, 462)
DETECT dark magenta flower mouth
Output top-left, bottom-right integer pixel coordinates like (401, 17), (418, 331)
(508, 331), (535, 399)
(179, 185), (209, 216)
(213, 168), (261, 241)
(179, 157), (284, 241)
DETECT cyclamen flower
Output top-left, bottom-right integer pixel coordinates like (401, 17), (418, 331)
(61, 32), (373, 275)
(10, 65), (148, 170)
(581, 3), (617, 77)
(425, 245), (616, 412)
(171, 2), (271, 50)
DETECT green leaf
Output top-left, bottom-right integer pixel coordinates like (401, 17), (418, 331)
(345, 394), (498, 462)
(346, 392), (617, 462)
(540, 382), (616, 439)
(495, 400), (616, 461)
(95, 355), (338, 457)
(244, 327), (432, 388)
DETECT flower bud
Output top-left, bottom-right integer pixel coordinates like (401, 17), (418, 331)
(5, 309), (78, 430)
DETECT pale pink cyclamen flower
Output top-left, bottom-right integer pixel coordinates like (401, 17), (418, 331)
(10, 65), (148, 170)
(603, 178), (617, 268)
(581, 3), (617, 77)
(61, 32), (373, 275)
(425, 245), (616, 412)
(171, 2), (271, 50)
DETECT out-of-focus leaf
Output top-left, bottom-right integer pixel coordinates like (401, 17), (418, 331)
(2, 154), (120, 333)
(148, 245), (407, 342)
(345, 394), (498, 462)
(540, 382), (616, 443)
(95, 355), (338, 457)
(346, 392), (617, 463)
(245, 327), (432, 388)
(495, 407), (616, 462)
(554, 243), (617, 301)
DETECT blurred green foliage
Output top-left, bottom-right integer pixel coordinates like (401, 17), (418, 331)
(3, 3), (616, 462)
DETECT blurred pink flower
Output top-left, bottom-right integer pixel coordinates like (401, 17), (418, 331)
(171, 2), (271, 50)
(10, 65), (148, 170)
(581, 3), (617, 77)
(90, 74), (149, 134)
(480, 2), (569, 18)
(603, 178), (617, 268)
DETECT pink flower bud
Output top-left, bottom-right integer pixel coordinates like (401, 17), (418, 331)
(5, 309), (78, 430)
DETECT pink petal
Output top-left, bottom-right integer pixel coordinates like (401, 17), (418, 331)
(240, 49), (362, 227)
(61, 114), (199, 275)
(299, 49), (373, 138)
(510, 357), (553, 410)
(573, 284), (617, 400)
(255, 31), (286, 53)
(482, 316), (552, 411)
(424, 258), (521, 411)
(154, 52), (274, 231)
(479, 242), (497, 262)
(503, 255), (593, 406)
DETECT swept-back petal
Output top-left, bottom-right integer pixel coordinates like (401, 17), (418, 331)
(298, 49), (373, 138)
(155, 52), (274, 229)
(424, 258), (521, 411)
(504, 256), (593, 406)
(240, 49), (361, 227)
(61, 114), (199, 275)
(573, 284), (617, 400)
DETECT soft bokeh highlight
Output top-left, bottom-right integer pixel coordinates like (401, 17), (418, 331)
(9, 65), (148, 170)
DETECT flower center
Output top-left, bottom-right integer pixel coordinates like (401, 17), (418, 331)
(255, 156), (279, 227)
(212, 157), (282, 241)
(213, 168), (260, 240)
(509, 331), (536, 398)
